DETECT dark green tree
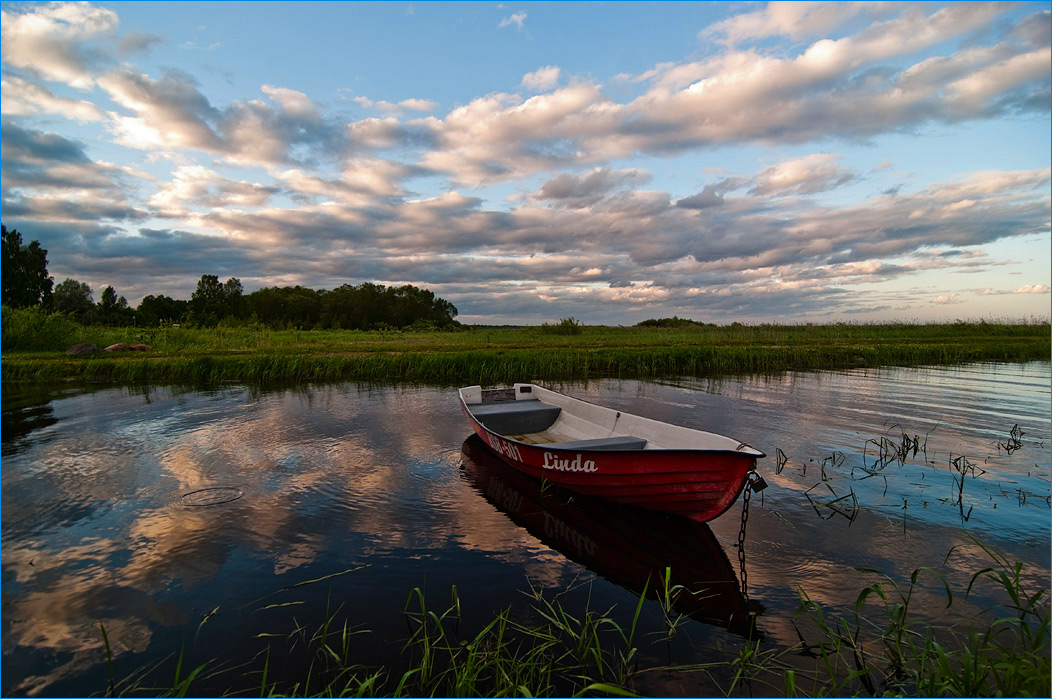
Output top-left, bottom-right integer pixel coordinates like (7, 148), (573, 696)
(137, 294), (188, 326)
(222, 277), (244, 320)
(52, 278), (95, 323)
(96, 285), (132, 326)
(190, 274), (224, 326)
(1, 224), (54, 308)
(190, 274), (244, 326)
(246, 286), (322, 328)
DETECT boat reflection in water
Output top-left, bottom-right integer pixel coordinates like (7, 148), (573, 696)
(460, 435), (762, 638)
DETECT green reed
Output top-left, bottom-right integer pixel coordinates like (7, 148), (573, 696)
(779, 538), (1050, 698)
(3, 307), (1048, 386)
(97, 540), (1047, 698)
(4, 327), (1049, 386)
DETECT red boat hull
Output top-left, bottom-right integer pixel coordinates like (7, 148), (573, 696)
(460, 435), (760, 637)
(460, 399), (757, 523)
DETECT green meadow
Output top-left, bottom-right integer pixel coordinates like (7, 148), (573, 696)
(2, 308), (1048, 385)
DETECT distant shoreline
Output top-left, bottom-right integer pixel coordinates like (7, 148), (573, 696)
(3, 322), (1048, 386)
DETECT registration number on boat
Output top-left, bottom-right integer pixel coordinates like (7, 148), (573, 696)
(487, 434), (522, 461)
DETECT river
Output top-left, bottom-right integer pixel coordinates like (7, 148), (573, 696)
(2, 362), (1048, 696)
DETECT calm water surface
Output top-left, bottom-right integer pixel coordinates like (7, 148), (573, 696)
(2, 362), (1049, 696)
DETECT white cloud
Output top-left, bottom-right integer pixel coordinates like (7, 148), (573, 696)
(499, 11), (527, 30)
(147, 165), (277, 215)
(407, 7), (1049, 186)
(398, 98), (437, 112)
(273, 157), (412, 204)
(532, 167), (649, 207)
(2, 2), (1048, 322)
(98, 70), (346, 165)
(522, 66), (560, 91)
(701, 1), (882, 45)
(1, 76), (105, 121)
(0, 1), (118, 88)
(261, 85), (320, 120)
(749, 154), (856, 197)
(354, 95), (437, 115)
(99, 68), (223, 151)
(347, 116), (406, 149)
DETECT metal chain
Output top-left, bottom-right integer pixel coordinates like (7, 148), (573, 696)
(737, 478), (752, 601)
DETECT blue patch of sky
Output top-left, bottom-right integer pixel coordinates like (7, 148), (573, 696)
(100, 1), (732, 108)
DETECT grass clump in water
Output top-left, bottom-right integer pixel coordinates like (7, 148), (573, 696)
(769, 539), (1050, 697)
(99, 542), (1047, 698)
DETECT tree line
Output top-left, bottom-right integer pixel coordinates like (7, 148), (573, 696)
(2, 224), (460, 330)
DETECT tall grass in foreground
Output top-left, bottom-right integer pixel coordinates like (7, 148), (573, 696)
(101, 542), (1048, 697)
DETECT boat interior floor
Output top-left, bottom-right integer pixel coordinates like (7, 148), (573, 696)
(471, 397), (648, 450)
(505, 429), (575, 445)
(504, 431), (648, 450)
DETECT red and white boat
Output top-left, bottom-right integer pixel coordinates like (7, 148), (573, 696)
(458, 383), (765, 523)
(460, 435), (760, 637)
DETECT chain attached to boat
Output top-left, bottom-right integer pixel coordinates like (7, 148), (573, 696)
(737, 471), (768, 601)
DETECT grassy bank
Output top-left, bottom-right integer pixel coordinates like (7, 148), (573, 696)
(2, 310), (1048, 385)
(104, 543), (1048, 697)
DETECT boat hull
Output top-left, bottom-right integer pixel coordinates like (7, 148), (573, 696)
(460, 435), (759, 637)
(459, 387), (760, 523)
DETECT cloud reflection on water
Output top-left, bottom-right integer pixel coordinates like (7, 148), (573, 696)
(1, 366), (1048, 696)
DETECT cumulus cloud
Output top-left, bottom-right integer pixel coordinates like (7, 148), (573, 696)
(0, 1), (118, 88)
(261, 85), (321, 120)
(347, 116), (410, 150)
(675, 185), (726, 210)
(1, 76), (105, 121)
(100, 68), (223, 151)
(353, 95), (437, 116)
(413, 5), (1048, 186)
(275, 157), (417, 204)
(2, 1), (1048, 321)
(98, 70), (347, 165)
(749, 154), (857, 197)
(982, 284), (1051, 295)
(1014, 284), (1050, 294)
(678, 156), (856, 208)
(532, 167), (649, 208)
(701, 2), (891, 45)
(1, 122), (147, 225)
(147, 165), (278, 215)
(417, 83), (612, 185)
(522, 66), (560, 91)
(1, 121), (142, 193)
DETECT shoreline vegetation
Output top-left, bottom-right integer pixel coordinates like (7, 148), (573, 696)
(1, 308), (1048, 386)
(103, 542), (1048, 698)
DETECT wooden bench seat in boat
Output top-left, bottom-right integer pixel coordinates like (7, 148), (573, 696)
(470, 399), (562, 434)
(547, 435), (648, 450)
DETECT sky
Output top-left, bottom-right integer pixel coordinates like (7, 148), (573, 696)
(1, 1), (1049, 325)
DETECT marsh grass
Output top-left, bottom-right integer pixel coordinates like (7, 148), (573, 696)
(782, 538), (1050, 697)
(3, 314), (1049, 386)
(97, 541), (1047, 698)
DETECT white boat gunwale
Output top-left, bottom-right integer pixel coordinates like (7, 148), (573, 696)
(459, 383), (765, 457)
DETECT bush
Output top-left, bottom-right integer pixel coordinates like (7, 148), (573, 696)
(636, 316), (711, 329)
(540, 317), (584, 336)
(1, 305), (87, 351)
